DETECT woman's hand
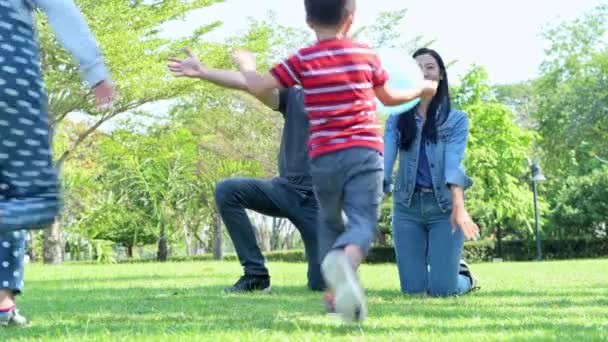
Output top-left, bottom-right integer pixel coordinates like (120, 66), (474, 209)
(450, 185), (480, 240)
(451, 203), (480, 241)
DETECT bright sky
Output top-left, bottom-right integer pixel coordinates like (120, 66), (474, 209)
(164, 0), (603, 84)
(77, 0), (603, 130)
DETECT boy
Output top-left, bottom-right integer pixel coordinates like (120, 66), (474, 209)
(232, 0), (436, 322)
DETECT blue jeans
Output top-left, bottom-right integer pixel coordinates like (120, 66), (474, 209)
(214, 177), (324, 291)
(392, 191), (471, 296)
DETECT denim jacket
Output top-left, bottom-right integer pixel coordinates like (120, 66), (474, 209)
(384, 107), (473, 212)
(7, 0), (109, 87)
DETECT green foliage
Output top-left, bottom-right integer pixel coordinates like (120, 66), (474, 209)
(461, 240), (497, 263)
(229, 13), (310, 68)
(377, 200), (392, 235)
(453, 66), (540, 239)
(60, 120), (263, 261)
(550, 167), (608, 239)
(452, 66), (495, 108)
(353, 9), (428, 51)
(36, 0), (237, 262)
(116, 238), (608, 265)
(51, 4), (608, 265)
(368, 238), (608, 263)
(532, 4), (608, 179)
(117, 249), (307, 264)
(91, 239), (117, 264)
(488, 5), (608, 240)
(492, 82), (536, 128)
(171, 89), (284, 176)
(40, 0), (224, 117)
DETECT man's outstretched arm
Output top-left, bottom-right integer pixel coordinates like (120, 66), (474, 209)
(168, 48), (279, 109)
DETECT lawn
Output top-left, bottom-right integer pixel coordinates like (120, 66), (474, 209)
(1, 259), (607, 341)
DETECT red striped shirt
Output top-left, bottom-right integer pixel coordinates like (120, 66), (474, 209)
(270, 39), (388, 158)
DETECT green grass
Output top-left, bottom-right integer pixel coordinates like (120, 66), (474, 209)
(1, 259), (607, 341)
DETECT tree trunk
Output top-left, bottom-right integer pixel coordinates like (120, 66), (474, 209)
(212, 210), (223, 260)
(43, 218), (63, 264)
(253, 222), (262, 250)
(257, 225), (270, 252)
(194, 231), (207, 255)
(270, 218), (279, 251)
(182, 223), (194, 256)
(271, 218), (289, 251)
(377, 231), (388, 247)
(127, 245), (134, 258)
(27, 231), (37, 262)
(44, 128), (63, 265)
(496, 224), (503, 258)
(157, 225), (168, 262)
(283, 229), (296, 250)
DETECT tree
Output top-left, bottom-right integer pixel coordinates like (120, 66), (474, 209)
(66, 121), (263, 262)
(38, 0), (225, 263)
(454, 66), (541, 245)
(352, 9), (432, 52)
(197, 151), (264, 259)
(493, 82), (537, 129)
(171, 91), (283, 177)
(532, 4), (608, 179)
(41, 0), (225, 168)
(376, 200), (392, 247)
(168, 16), (312, 177)
(52, 121), (110, 262)
(98, 127), (203, 261)
(550, 167), (608, 239)
(53, 10), (313, 262)
(520, 4), (608, 239)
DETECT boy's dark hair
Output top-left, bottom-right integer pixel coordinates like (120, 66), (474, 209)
(305, 0), (351, 26)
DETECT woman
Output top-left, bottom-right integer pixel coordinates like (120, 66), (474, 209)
(384, 48), (479, 296)
(0, 0), (113, 326)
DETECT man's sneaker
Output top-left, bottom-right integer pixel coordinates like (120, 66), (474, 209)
(321, 250), (366, 323)
(0, 308), (27, 327)
(459, 260), (480, 292)
(223, 275), (271, 294)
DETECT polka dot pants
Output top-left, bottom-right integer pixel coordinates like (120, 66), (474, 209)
(0, 231), (25, 294)
(0, 2), (62, 237)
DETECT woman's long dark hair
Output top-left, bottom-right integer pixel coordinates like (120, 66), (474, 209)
(396, 48), (451, 150)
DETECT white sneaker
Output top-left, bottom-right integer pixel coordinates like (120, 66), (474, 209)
(322, 250), (367, 323)
(0, 308), (27, 327)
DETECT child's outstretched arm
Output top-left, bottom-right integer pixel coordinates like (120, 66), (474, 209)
(369, 52), (437, 107)
(240, 71), (281, 98)
(375, 80), (438, 106)
(232, 49), (301, 100)
(35, 0), (113, 106)
(168, 48), (279, 110)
